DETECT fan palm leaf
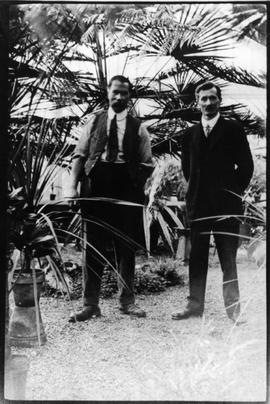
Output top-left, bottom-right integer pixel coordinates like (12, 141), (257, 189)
(10, 3), (266, 157)
(230, 5), (266, 45)
(110, 4), (264, 89)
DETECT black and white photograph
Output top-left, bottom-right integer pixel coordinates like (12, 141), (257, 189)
(3, 2), (267, 401)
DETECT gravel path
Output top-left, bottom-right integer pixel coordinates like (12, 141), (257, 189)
(11, 257), (266, 401)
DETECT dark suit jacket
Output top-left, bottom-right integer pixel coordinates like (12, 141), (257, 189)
(181, 116), (254, 221)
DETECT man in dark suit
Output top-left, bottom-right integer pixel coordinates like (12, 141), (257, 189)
(66, 75), (154, 321)
(172, 81), (254, 322)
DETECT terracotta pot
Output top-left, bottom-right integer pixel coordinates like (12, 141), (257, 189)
(12, 271), (44, 306)
(9, 270), (47, 348)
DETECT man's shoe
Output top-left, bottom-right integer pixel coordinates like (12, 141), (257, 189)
(120, 303), (146, 318)
(227, 310), (240, 323)
(226, 301), (241, 322)
(172, 308), (203, 320)
(69, 305), (101, 323)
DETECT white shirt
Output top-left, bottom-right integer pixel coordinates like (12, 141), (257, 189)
(74, 108), (153, 167)
(201, 112), (220, 137)
(101, 107), (127, 162)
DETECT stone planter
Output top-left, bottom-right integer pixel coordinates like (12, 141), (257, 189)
(9, 270), (46, 347)
(5, 354), (29, 400)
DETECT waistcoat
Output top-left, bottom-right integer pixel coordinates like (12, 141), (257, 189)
(84, 110), (141, 176)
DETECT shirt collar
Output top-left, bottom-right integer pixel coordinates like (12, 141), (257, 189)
(108, 107), (128, 120)
(201, 112), (220, 128)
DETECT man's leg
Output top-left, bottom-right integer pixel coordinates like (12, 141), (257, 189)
(189, 221), (212, 310)
(115, 240), (145, 317)
(114, 240), (135, 305)
(69, 220), (109, 322)
(172, 220), (211, 319)
(83, 221), (107, 306)
(69, 165), (112, 323)
(112, 194), (146, 318)
(213, 219), (240, 320)
(81, 164), (115, 304)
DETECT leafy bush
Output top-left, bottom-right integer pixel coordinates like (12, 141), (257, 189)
(42, 257), (185, 299)
(154, 262), (184, 287)
(100, 258), (185, 297)
(100, 266), (118, 298)
(134, 267), (167, 294)
(43, 261), (82, 299)
(244, 155), (266, 205)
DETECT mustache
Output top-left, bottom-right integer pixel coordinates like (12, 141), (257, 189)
(112, 101), (126, 107)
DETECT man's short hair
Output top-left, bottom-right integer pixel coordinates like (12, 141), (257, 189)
(108, 75), (131, 91)
(195, 81), (222, 101)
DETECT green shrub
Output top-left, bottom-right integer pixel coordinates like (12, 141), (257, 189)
(154, 262), (184, 287)
(100, 266), (118, 298)
(43, 262), (82, 299)
(43, 257), (185, 299)
(134, 267), (167, 294)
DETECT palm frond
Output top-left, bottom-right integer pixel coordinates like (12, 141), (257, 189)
(112, 5), (236, 57)
(183, 59), (264, 88)
(230, 5), (266, 45)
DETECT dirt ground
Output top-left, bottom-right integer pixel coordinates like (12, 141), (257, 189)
(8, 251), (266, 401)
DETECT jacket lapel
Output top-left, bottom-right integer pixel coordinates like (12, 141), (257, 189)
(207, 116), (225, 150)
(191, 123), (203, 155)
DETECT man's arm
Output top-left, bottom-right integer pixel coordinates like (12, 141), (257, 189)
(65, 115), (95, 198)
(181, 130), (190, 182)
(134, 124), (154, 188)
(67, 158), (85, 198)
(137, 123), (154, 166)
(234, 124), (254, 193)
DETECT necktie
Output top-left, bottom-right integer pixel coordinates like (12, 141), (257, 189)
(205, 124), (211, 137)
(106, 115), (118, 162)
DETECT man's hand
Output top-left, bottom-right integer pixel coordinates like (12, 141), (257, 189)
(65, 157), (84, 210)
(64, 185), (79, 210)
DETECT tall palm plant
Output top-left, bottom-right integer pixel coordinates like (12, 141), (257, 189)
(52, 3), (265, 149)
(109, 4), (265, 147)
(11, 4), (265, 139)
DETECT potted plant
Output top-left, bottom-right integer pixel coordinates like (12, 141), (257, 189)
(7, 184), (72, 348)
(5, 182), (74, 399)
(6, 88), (78, 348)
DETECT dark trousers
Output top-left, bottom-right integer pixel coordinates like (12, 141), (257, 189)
(188, 217), (240, 317)
(80, 162), (142, 306)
